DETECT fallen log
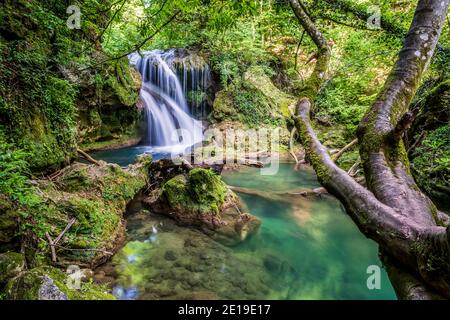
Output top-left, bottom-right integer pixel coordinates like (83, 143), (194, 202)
(77, 148), (100, 166)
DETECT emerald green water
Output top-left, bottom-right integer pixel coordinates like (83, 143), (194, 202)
(222, 163), (395, 299)
(97, 161), (396, 300)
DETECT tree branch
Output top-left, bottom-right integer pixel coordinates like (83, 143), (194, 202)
(77, 149), (100, 166)
(331, 138), (357, 162)
(289, 0), (328, 49)
(291, 0), (450, 299)
(79, 10), (181, 71)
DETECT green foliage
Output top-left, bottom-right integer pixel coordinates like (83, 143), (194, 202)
(315, 30), (397, 137)
(0, 131), (30, 202)
(412, 125), (450, 201)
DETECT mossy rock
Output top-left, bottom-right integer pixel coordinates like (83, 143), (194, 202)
(162, 168), (227, 215)
(210, 65), (291, 127)
(76, 57), (142, 147)
(243, 65), (295, 118)
(25, 156), (152, 267)
(210, 91), (237, 122)
(4, 266), (114, 300)
(148, 167), (260, 246)
(0, 252), (25, 283)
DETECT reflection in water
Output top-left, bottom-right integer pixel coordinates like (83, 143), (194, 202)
(97, 162), (396, 300)
(89, 146), (170, 167)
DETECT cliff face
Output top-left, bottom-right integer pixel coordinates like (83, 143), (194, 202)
(0, 0), (142, 173)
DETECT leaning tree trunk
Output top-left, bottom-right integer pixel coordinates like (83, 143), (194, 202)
(289, 0), (450, 299)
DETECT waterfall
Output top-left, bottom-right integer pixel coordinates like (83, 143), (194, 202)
(129, 49), (209, 151)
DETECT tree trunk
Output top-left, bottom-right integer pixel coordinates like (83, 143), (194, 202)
(289, 0), (450, 299)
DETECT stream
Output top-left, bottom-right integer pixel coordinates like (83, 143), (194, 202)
(92, 49), (395, 300)
(93, 156), (396, 300)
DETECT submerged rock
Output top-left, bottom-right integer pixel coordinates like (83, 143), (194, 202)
(101, 210), (272, 300)
(144, 167), (260, 245)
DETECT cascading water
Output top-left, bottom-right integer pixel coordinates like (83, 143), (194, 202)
(129, 49), (210, 152)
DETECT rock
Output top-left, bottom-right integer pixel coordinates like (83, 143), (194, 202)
(80, 269), (95, 282)
(243, 65), (295, 118)
(24, 155), (152, 268)
(144, 167), (260, 245)
(74, 56), (143, 149)
(210, 91), (237, 121)
(37, 276), (69, 300)
(0, 252), (26, 283)
(4, 266), (114, 300)
(263, 254), (283, 274)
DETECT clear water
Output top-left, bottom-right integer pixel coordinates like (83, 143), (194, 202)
(90, 145), (184, 167)
(94, 155), (396, 300)
(222, 163), (396, 299)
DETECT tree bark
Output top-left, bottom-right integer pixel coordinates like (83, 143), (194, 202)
(290, 0), (450, 299)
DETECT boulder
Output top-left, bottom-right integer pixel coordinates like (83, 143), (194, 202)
(25, 155), (152, 268)
(4, 266), (114, 300)
(144, 167), (260, 245)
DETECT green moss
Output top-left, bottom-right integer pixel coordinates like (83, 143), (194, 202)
(162, 175), (189, 206)
(295, 116), (331, 184)
(188, 168), (227, 213)
(162, 169), (228, 215)
(0, 252), (25, 283)
(18, 159), (150, 266)
(411, 125), (450, 203)
(209, 65), (291, 127)
(210, 91), (237, 121)
(106, 58), (140, 107)
(59, 168), (93, 193)
(5, 266), (114, 300)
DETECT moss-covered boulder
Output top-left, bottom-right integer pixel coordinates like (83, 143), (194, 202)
(23, 155), (151, 268)
(243, 65), (295, 118)
(210, 91), (238, 122)
(0, 252), (25, 284)
(75, 57), (143, 151)
(145, 168), (260, 245)
(209, 65), (294, 127)
(4, 266), (114, 300)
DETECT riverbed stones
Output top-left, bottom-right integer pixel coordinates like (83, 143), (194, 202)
(101, 210), (277, 300)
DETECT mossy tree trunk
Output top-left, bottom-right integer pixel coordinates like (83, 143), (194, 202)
(290, 0), (450, 299)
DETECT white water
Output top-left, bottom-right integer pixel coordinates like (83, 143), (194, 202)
(129, 50), (205, 152)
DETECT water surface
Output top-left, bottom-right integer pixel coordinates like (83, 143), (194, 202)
(95, 159), (396, 300)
